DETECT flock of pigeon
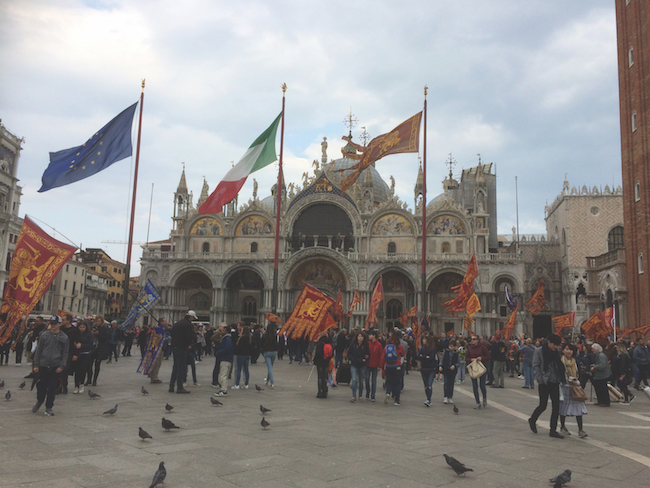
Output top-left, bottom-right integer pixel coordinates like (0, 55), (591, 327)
(0, 377), (574, 486)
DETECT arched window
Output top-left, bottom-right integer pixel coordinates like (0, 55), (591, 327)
(189, 292), (210, 310)
(387, 242), (396, 255)
(202, 242), (210, 253)
(575, 283), (586, 303)
(386, 298), (403, 328)
(242, 296), (257, 317)
(250, 242), (258, 253)
(607, 226), (624, 251)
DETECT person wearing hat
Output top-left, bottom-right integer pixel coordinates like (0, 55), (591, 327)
(32, 315), (69, 416)
(169, 311), (197, 394)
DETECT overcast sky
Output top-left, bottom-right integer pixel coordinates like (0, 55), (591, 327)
(0, 0), (621, 276)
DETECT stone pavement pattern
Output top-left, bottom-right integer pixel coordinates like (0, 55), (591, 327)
(0, 356), (649, 487)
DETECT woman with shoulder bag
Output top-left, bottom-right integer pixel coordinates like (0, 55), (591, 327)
(559, 343), (588, 438)
(465, 335), (491, 409)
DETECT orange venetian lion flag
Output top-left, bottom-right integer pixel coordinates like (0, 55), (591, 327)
(347, 290), (364, 317)
(552, 312), (575, 334)
(265, 312), (282, 324)
(526, 279), (546, 315)
(279, 284), (334, 340)
(466, 293), (481, 322)
(502, 303), (519, 340)
(365, 277), (384, 330)
(0, 216), (77, 345)
(581, 311), (611, 344)
(443, 254), (479, 314)
(335, 112), (422, 193)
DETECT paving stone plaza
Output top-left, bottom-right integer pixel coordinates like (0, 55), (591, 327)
(0, 356), (648, 487)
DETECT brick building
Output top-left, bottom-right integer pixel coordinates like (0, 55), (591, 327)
(616, 0), (650, 327)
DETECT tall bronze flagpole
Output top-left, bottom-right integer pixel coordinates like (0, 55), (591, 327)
(272, 83), (286, 312)
(421, 86), (428, 316)
(122, 80), (145, 318)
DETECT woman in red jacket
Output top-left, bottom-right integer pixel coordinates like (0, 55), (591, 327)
(466, 335), (491, 409)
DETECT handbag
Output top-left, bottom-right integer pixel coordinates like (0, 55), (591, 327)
(571, 385), (588, 402)
(467, 359), (486, 379)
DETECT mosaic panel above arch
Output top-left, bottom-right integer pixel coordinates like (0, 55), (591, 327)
(235, 215), (273, 236)
(190, 217), (222, 236)
(290, 258), (346, 292)
(371, 213), (413, 236)
(427, 215), (466, 235)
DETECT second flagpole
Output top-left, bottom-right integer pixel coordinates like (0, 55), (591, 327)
(272, 83), (287, 313)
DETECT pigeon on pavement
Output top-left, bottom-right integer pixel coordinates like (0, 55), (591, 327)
(141, 385), (149, 395)
(149, 461), (166, 488)
(165, 403), (174, 412)
(260, 405), (271, 415)
(88, 390), (101, 399)
(0, 379), (4, 389)
(5, 390), (10, 401)
(550, 469), (572, 487)
(210, 397), (223, 406)
(162, 418), (180, 431)
(453, 405), (459, 414)
(255, 384), (264, 392)
(443, 454), (473, 476)
(103, 404), (118, 415)
(261, 417), (270, 429)
(139, 427), (153, 441)
(19, 381), (26, 390)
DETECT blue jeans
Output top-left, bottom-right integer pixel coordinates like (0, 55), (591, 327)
(471, 373), (487, 404)
(335, 350), (344, 368)
(523, 363), (535, 388)
(263, 351), (276, 385)
(235, 355), (250, 386)
(420, 368), (435, 401)
(350, 365), (366, 398)
(443, 371), (456, 398)
(456, 360), (466, 382)
(386, 365), (402, 402)
(365, 367), (378, 399)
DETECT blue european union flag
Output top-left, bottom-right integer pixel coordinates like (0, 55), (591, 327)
(39, 102), (138, 192)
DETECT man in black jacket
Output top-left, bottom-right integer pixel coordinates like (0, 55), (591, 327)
(169, 311), (197, 394)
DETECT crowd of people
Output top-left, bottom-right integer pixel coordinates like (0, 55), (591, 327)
(3, 312), (648, 426)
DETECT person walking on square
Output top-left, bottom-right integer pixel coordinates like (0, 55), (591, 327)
(466, 334), (491, 409)
(72, 320), (94, 393)
(590, 343), (611, 407)
(107, 320), (122, 363)
(383, 331), (405, 406)
(440, 339), (460, 405)
(528, 333), (566, 438)
(91, 316), (110, 386)
(418, 334), (438, 407)
(559, 343), (588, 438)
(365, 330), (383, 401)
(32, 316), (69, 416)
(214, 323), (234, 396)
(261, 323), (278, 388)
(520, 338), (536, 388)
(313, 332), (332, 398)
(169, 311), (196, 394)
(632, 338), (649, 390)
(491, 335), (507, 388)
(232, 325), (252, 389)
(347, 331), (369, 402)
(615, 342), (635, 403)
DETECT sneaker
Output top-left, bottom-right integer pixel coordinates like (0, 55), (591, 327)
(394, 401), (401, 406)
(350, 397), (357, 403)
(474, 403), (482, 410)
(384, 394), (390, 404)
(518, 375), (524, 379)
(243, 385), (249, 389)
(560, 427), (571, 436)
(482, 398), (487, 407)
(528, 418), (537, 433)
(443, 397), (449, 404)
(32, 401), (43, 413)
(424, 400), (431, 407)
(193, 383), (201, 388)
(176, 388), (191, 394)
(578, 430), (588, 438)
(629, 394), (635, 403)
(270, 384), (274, 389)
(79, 386), (84, 393)
(72, 388), (79, 394)
(231, 385), (240, 390)
(211, 384), (221, 389)
(371, 397), (375, 402)
(215, 391), (228, 396)
(44, 408), (54, 416)
(549, 431), (564, 439)
(448, 399), (454, 404)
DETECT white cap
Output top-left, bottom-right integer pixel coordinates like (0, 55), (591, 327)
(187, 310), (198, 319)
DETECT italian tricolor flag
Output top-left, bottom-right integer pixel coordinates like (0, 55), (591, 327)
(199, 112), (283, 215)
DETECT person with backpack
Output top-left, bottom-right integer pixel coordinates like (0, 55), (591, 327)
(383, 331), (406, 406)
(347, 331), (370, 402)
(418, 334), (438, 407)
(314, 332), (333, 398)
(365, 330), (383, 402)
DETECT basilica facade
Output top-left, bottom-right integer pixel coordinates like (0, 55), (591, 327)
(140, 137), (528, 338)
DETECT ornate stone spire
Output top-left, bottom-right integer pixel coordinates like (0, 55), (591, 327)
(198, 177), (209, 206)
(177, 163), (188, 193)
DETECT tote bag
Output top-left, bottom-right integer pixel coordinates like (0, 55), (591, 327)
(467, 359), (486, 379)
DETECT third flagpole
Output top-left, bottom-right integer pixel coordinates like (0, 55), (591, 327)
(421, 86), (428, 317)
(272, 83), (286, 313)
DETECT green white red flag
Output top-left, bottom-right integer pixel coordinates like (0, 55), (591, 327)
(199, 113), (282, 215)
